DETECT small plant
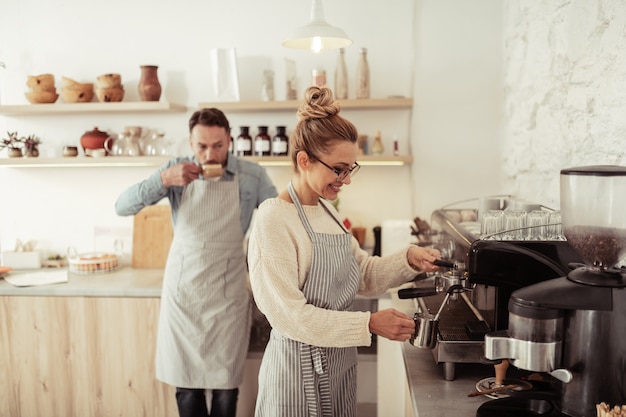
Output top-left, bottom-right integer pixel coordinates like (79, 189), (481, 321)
(21, 134), (41, 155)
(1, 131), (42, 157)
(0, 131), (22, 151)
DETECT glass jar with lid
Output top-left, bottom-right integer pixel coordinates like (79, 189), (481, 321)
(254, 126), (271, 156)
(272, 126), (289, 156)
(235, 126), (252, 157)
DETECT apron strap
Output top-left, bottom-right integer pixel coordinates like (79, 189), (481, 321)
(300, 343), (333, 417)
(287, 182), (316, 237)
(318, 198), (349, 233)
(288, 181), (349, 235)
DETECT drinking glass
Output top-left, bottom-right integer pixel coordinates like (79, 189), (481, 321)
(546, 211), (565, 240)
(503, 210), (527, 240)
(526, 210), (550, 240)
(481, 210), (505, 240)
(478, 197), (502, 225)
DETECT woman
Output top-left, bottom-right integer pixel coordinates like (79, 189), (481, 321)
(247, 86), (441, 417)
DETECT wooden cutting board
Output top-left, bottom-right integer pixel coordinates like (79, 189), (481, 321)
(132, 205), (174, 268)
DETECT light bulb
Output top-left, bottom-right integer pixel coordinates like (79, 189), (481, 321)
(311, 36), (322, 53)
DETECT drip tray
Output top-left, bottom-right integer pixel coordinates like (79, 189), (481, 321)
(421, 292), (487, 367)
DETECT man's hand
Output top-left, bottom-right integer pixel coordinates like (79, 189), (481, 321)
(160, 162), (202, 187)
(369, 308), (415, 341)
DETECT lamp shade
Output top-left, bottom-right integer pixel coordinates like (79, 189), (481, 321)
(282, 0), (352, 53)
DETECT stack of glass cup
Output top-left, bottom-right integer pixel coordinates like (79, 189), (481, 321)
(480, 209), (565, 241)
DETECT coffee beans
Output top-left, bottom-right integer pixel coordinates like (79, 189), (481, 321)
(565, 226), (626, 269)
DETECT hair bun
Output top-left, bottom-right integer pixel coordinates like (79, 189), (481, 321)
(297, 86), (341, 121)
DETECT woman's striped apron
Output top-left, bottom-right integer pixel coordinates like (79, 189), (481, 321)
(255, 182), (362, 417)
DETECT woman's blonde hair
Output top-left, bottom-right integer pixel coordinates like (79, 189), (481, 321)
(290, 86), (358, 170)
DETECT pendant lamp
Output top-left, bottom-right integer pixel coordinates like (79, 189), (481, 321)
(282, 0), (352, 53)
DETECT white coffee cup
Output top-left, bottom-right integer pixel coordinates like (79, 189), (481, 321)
(89, 148), (107, 158)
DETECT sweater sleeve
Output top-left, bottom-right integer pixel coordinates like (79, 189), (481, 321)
(354, 241), (421, 296)
(247, 200), (372, 348)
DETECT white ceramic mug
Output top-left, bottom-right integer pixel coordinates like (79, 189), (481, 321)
(89, 148), (107, 158)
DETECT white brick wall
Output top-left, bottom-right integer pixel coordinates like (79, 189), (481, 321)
(502, 0), (626, 208)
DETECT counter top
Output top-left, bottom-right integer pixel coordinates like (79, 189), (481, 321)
(402, 343), (492, 416)
(0, 267), (164, 297)
(0, 267), (389, 300)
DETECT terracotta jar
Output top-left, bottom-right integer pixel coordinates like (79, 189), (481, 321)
(138, 65), (162, 101)
(80, 127), (109, 153)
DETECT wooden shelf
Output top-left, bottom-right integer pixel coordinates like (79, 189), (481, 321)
(0, 101), (187, 116)
(0, 156), (170, 167)
(197, 97), (413, 113)
(243, 155), (413, 166)
(0, 155), (413, 168)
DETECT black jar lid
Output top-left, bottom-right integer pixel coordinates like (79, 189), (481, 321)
(561, 165), (626, 176)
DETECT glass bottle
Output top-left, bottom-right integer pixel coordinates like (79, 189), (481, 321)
(235, 126), (252, 157)
(254, 126), (271, 156)
(356, 48), (370, 99)
(334, 48), (348, 99)
(261, 70), (274, 101)
(372, 130), (384, 155)
(311, 69), (326, 86)
(272, 126), (289, 156)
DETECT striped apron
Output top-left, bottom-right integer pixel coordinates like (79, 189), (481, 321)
(255, 182), (361, 417)
(155, 175), (251, 389)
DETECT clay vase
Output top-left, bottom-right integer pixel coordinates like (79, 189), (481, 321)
(138, 65), (162, 101)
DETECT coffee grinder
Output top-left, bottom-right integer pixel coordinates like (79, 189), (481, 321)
(480, 165), (626, 417)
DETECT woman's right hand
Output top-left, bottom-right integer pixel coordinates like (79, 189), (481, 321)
(369, 308), (415, 341)
(160, 162), (202, 187)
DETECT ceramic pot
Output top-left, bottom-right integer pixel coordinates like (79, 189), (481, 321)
(63, 146), (78, 157)
(80, 127), (109, 153)
(8, 147), (22, 158)
(138, 65), (161, 102)
(24, 147), (39, 157)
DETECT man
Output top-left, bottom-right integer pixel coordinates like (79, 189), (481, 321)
(115, 108), (277, 417)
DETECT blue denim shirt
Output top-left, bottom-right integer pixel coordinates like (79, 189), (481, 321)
(114, 154), (277, 234)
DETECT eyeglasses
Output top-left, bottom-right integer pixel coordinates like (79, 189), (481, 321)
(314, 157), (360, 182)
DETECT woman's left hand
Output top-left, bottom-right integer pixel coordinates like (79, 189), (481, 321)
(407, 246), (441, 272)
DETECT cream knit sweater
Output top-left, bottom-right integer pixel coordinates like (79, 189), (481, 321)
(247, 198), (420, 348)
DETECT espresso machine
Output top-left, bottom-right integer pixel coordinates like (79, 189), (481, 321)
(481, 165), (626, 417)
(401, 196), (582, 380)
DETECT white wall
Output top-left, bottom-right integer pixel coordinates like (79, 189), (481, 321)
(0, 0), (422, 255)
(411, 0), (504, 217)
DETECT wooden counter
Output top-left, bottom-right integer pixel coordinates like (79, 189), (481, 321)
(0, 267), (176, 417)
(0, 268), (384, 416)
